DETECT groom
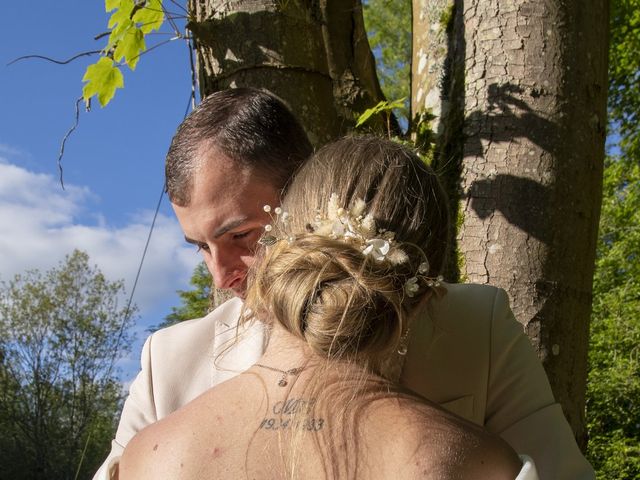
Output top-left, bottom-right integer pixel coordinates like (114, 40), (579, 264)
(94, 88), (593, 479)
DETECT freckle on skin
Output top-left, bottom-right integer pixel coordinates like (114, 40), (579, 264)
(212, 447), (223, 458)
(153, 444), (158, 451)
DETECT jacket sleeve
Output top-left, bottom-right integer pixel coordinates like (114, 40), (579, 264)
(486, 288), (594, 480)
(92, 334), (158, 480)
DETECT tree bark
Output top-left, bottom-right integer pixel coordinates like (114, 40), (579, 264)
(187, 0), (387, 147)
(412, 0), (463, 281)
(412, 0), (609, 446)
(412, 0), (455, 138)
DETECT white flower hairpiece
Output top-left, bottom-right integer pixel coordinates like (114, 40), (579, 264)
(310, 193), (409, 265)
(259, 194), (443, 300)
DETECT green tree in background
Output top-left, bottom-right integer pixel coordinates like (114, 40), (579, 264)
(0, 250), (135, 479)
(587, 155), (640, 478)
(608, 0), (640, 158)
(363, 0), (412, 124)
(159, 262), (212, 329)
(585, 1), (640, 476)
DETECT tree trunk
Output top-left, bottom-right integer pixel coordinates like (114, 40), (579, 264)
(412, 0), (463, 281)
(412, 0), (609, 446)
(411, 0), (455, 138)
(187, 0), (387, 147)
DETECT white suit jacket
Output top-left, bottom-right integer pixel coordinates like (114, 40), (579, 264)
(94, 283), (594, 479)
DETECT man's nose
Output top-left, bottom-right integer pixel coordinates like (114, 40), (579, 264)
(206, 246), (245, 290)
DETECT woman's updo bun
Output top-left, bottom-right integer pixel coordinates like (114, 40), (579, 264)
(247, 235), (419, 366)
(244, 135), (450, 370)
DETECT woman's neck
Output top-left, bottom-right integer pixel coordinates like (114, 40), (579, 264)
(257, 323), (314, 370)
(250, 323), (390, 392)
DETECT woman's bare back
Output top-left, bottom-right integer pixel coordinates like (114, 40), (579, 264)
(120, 368), (521, 480)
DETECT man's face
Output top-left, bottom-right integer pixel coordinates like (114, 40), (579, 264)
(172, 147), (280, 298)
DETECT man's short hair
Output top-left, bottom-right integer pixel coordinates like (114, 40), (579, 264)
(165, 88), (313, 206)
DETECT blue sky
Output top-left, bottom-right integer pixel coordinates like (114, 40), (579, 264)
(1, 2), (201, 380)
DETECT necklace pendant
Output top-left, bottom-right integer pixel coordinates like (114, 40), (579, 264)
(278, 378), (288, 387)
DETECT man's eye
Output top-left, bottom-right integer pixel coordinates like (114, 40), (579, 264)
(232, 230), (251, 240)
(196, 243), (210, 253)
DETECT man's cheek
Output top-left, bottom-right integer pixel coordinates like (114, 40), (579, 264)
(245, 231), (264, 258)
(242, 253), (257, 269)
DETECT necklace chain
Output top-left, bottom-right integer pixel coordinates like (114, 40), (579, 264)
(254, 363), (306, 387)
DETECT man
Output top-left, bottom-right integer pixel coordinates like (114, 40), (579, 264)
(94, 88), (594, 479)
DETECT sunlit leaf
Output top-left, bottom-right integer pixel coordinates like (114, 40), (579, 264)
(133, 0), (165, 34)
(82, 57), (124, 107)
(113, 26), (146, 69)
(356, 98), (406, 127)
(107, 0), (134, 29)
(105, 0), (121, 12)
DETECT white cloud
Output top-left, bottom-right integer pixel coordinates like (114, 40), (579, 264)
(0, 159), (200, 321)
(0, 144), (27, 157)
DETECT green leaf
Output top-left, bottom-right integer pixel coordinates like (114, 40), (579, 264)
(107, 17), (134, 53)
(88, 0), (166, 106)
(105, 0), (121, 12)
(355, 104), (379, 127)
(133, 0), (165, 34)
(356, 98), (406, 127)
(113, 26), (146, 69)
(82, 57), (124, 107)
(107, 0), (134, 29)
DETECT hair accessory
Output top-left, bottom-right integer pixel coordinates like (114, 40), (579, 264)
(311, 194), (409, 265)
(254, 363), (306, 387)
(397, 327), (410, 355)
(259, 194), (444, 299)
(259, 206), (290, 246)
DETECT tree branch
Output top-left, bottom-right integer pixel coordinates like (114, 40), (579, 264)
(57, 98), (83, 190)
(7, 50), (102, 67)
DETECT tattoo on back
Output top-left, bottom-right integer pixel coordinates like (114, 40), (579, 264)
(259, 397), (325, 432)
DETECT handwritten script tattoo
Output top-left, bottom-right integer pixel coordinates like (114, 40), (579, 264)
(260, 397), (325, 432)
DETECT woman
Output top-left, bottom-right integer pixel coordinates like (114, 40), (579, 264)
(120, 136), (537, 479)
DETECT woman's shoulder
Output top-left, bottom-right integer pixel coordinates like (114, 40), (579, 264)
(119, 414), (181, 480)
(364, 396), (522, 479)
(119, 378), (258, 480)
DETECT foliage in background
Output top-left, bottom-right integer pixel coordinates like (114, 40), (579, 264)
(363, 0), (412, 126)
(0, 250), (135, 479)
(586, 155), (640, 479)
(584, 1), (640, 476)
(156, 261), (212, 330)
(608, 0), (640, 159)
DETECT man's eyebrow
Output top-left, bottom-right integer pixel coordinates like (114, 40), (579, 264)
(182, 217), (250, 245)
(212, 216), (249, 238)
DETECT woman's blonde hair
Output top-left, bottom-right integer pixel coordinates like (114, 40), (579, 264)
(244, 135), (450, 373)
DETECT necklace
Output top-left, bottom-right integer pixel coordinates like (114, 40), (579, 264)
(254, 363), (306, 387)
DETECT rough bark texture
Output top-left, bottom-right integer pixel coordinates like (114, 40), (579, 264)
(412, 0), (609, 446)
(412, 0), (454, 137)
(413, 0), (465, 282)
(187, 0), (387, 146)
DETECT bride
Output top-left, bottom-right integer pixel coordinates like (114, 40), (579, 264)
(120, 136), (537, 479)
